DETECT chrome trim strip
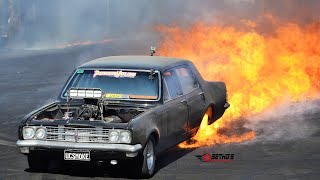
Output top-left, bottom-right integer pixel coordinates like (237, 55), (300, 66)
(17, 140), (142, 153)
(47, 133), (108, 137)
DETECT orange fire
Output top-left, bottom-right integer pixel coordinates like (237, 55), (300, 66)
(156, 17), (320, 148)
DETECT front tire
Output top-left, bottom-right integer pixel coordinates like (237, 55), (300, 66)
(137, 136), (156, 178)
(27, 153), (49, 171)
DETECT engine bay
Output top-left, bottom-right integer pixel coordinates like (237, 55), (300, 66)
(33, 99), (146, 123)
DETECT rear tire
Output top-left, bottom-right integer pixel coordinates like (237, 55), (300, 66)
(207, 105), (226, 125)
(27, 153), (49, 172)
(206, 106), (214, 125)
(136, 136), (156, 178)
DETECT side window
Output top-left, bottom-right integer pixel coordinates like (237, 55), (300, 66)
(163, 70), (183, 100)
(175, 66), (199, 94)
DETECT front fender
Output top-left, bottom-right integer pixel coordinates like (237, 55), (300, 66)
(18, 102), (58, 139)
(128, 108), (163, 150)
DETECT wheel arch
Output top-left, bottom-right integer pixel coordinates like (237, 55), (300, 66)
(148, 129), (160, 146)
(204, 103), (216, 125)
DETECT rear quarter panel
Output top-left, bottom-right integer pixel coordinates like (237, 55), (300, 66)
(187, 62), (227, 118)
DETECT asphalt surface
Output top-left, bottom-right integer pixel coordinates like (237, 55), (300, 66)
(0, 46), (319, 180)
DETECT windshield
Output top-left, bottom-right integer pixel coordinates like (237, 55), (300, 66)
(62, 69), (160, 101)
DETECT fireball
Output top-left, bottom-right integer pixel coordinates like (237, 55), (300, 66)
(156, 17), (320, 148)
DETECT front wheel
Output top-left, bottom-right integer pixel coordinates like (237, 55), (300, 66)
(136, 136), (156, 178)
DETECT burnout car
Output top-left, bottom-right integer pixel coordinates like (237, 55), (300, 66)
(17, 56), (229, 177)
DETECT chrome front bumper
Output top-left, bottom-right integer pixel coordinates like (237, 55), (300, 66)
(17, 140), (142, 157)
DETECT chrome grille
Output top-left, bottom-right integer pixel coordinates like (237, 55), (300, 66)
(45, 126), (110, 143)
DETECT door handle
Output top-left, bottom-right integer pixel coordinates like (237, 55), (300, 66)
(198, 91), (205, 101)
(180, 99), (187, 104)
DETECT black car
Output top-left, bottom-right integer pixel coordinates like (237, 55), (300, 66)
(17, 56), (229, 177)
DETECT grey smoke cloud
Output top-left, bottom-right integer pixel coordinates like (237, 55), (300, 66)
(3, 0), (319, 48)
(246, 100), (320, 143)
(214, 100), (320, 146)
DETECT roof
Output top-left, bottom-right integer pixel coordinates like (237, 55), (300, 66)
(78, 56), (191, 71)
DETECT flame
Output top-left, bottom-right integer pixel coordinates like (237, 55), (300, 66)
(156, 17), (320, 148)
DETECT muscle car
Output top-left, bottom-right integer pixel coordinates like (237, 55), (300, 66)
(17, 56), (229, 177)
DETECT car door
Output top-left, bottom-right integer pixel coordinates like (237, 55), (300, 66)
(175, 66), (206, 135)
(162, 69), (189, 145)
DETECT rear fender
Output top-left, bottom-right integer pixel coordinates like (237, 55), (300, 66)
(203, 81), (228, 124)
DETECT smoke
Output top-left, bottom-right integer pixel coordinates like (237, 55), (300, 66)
(246, 100), (320, 143)
(3, 0), (173, 48)
(3, 0), (319, 49)
(202, 99), (320, 147)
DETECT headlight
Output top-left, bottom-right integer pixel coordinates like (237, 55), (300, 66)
(120, 131), (131, 143)
(35, 127), (46, 139)
(23, 126), (47, 140)
(109, 130), (131, 143)
(23, 127), (35, 139)
(109, 131), (119, 142)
